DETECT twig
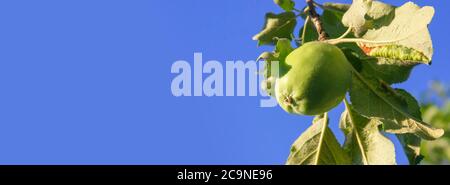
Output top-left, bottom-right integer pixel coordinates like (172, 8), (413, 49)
(306, 0), (327, 41)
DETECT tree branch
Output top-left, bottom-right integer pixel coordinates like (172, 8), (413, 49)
(306, 0), (327, 41)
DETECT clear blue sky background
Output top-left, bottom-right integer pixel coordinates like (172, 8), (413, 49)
(0, 0), (448, 164)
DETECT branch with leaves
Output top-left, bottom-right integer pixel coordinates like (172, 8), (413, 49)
(305, 0), (328, 41)
(253, 0), (445, 165)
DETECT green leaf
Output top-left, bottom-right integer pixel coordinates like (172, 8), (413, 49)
(419, 83), (450, 164)
(298, 6), (348, 43)
(349, 71), (444, 140)
(397, 133), (423, 165)
(364, 0), (394, 20)
(360, 57), (414, 84)
(298, 3), (364, 56)
(341, 48), (414, 84)
(364, 1), (395, 29)
(286, 114), (351, 165)
(322, 2), (350, 13)
(340, 103), (396, 165)
(341, 48), (363, 71)
(273, 0), (295, 12)
(253, 12), (297, 46)
(257, 38), (293, 78)
(361, 2), (434, 64)
(342, 0), (372, 31)
(298, 19), (318, 44)
(342, 0), (395, 37)
(274, 38), (294, 59)
(321, 7), (349, 38)
(391, 89), (424, 165)
(257, 39), (293, 96)
(323, 1), (411, 84)
(340, 2), (431, 84)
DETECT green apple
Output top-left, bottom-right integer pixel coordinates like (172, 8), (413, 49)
(275, 41), (351, 115)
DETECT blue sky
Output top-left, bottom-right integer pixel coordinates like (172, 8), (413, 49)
(0, 0), (449, 164)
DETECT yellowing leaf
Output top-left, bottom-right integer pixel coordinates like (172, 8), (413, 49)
(361, 2), (434, 64)
(323, 2), (350, 13)
(359, 44), (430, 63)
(342, 0), (372, 29)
